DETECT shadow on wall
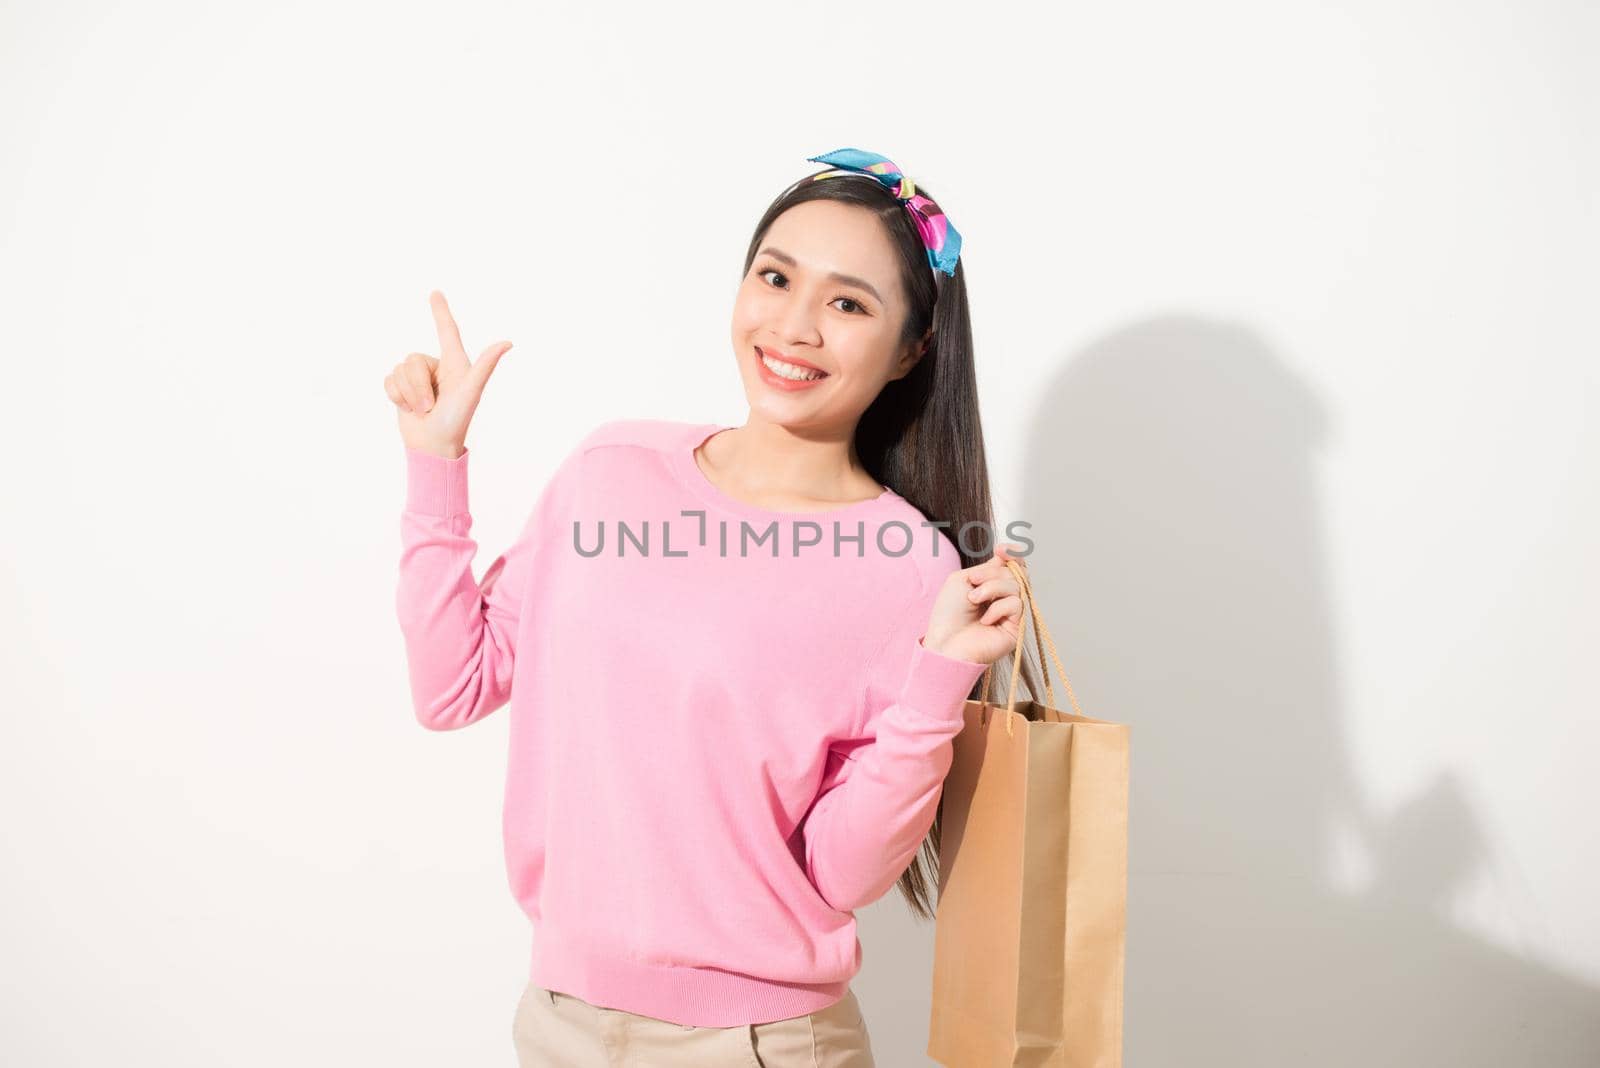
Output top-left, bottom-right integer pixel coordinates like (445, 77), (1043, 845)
(1001, 315), (1600, 1065)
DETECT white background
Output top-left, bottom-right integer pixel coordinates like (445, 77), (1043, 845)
(2, 1), (1596, 1064)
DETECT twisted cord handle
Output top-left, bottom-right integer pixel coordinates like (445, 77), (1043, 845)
(977, 559), (1084, 736)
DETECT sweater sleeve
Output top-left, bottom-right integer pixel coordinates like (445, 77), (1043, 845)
(799, 574), (990, 913)
(395, 443), (578, 731)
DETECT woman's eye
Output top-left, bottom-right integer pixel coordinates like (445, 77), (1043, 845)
(756, 268), (867, 314)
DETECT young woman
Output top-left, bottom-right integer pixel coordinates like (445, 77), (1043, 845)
(386, 148), (1042, 1067)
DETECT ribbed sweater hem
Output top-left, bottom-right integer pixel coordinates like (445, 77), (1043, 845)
(529, 925), (850, 1028)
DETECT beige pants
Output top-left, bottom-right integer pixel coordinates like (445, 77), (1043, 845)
(512, 981), (876, 1067)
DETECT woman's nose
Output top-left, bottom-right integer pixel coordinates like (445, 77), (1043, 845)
(777, 299), (823, 344)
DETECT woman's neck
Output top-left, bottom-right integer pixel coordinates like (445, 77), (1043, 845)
(701, 419), (886, 506)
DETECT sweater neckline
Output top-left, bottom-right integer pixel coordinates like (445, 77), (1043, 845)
(671, 422), (903, 522)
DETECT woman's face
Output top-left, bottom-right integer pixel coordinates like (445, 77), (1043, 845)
(730, 199), (924, 431)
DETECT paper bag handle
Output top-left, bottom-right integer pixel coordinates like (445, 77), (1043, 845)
(978, 558), (1083, 736)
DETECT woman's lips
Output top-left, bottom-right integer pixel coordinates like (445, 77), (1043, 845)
(755, 347), (830, 390)
(757, 347), (827, 374)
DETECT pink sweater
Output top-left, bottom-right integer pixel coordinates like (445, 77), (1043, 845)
(395, 418), (988, 1027)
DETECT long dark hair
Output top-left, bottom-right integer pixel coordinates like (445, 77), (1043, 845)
(741, 167), (1047, 920)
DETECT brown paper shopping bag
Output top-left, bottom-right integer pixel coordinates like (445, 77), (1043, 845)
(928, 559), (1130, 1067)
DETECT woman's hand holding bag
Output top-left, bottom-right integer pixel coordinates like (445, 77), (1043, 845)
(921, 541), (1030, 666)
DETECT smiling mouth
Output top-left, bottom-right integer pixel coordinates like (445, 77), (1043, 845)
(757, 347), (830, 381)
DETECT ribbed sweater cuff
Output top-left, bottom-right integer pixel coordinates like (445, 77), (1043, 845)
(404, 445), (471, 517)
(897, 638), (989, 726)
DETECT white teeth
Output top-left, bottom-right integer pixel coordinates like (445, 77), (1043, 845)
(760, 352), (825, 381)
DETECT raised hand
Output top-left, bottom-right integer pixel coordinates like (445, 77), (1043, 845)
(384, 290), (513, 459)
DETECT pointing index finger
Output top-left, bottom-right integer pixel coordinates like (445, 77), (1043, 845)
(429, 289), (468, 363)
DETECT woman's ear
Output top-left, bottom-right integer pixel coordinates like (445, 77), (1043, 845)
(890, 327), (935, 381)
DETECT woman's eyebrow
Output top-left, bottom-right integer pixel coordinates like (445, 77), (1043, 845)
(756, 246), (883, 305)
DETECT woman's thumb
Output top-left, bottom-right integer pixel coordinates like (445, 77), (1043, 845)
(471, 340), (512, 388)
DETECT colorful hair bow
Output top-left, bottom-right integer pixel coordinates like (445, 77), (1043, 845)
(804, 148), (962, 278)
